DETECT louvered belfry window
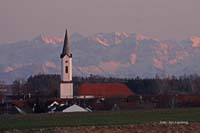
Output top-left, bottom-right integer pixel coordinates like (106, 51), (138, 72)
(65, 66), (68, 73)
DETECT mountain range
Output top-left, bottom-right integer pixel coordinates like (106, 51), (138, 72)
(0, 32), (200, 83)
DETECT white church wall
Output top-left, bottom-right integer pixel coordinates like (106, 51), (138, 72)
(60, 83), (73, 98)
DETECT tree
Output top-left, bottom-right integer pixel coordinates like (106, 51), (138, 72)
(12, 79), (26, 96)
(0, 81), (5, 103)
(25, 74), (60, 98)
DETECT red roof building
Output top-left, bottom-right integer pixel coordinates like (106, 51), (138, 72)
(78, 83), (134, 97)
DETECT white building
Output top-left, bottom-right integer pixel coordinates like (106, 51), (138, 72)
(60, 29), (73, 98)
(62, 104), (89, 113)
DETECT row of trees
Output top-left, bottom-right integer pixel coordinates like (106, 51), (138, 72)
(9, 74), (200, 98)
(12, 75), (60, 98)
(74, 74), (200, 94)
(127, 76), (199, 94)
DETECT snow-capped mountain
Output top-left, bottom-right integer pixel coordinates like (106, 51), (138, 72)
(0, 32), (200, 83)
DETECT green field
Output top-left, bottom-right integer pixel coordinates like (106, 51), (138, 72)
(0, 108), (200, 131)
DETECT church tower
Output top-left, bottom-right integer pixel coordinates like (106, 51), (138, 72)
(60, 29), (73, 98)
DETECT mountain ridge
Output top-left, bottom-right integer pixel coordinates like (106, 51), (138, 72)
(0, 32), (200, 83)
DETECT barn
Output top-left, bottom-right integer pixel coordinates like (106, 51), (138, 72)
(78, 83), (134, 97)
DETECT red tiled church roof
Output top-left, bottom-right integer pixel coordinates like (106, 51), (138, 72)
(78, 83), (134, 97)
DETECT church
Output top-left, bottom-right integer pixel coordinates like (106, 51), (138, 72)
(59, 29), (133, 99)
(59, 29), (73, 98)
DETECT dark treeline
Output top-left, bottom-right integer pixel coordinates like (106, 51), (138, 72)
(75, 74), (200, 95)
(3, 74), (200, 98)
(11, 75), (60, 98)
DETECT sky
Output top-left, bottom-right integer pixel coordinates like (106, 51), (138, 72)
(0, 0), (200, 43)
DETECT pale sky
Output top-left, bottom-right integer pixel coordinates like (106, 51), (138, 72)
(0, 0), (200, 43)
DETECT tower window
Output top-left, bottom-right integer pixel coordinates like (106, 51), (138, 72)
(65, 66), (68, 73)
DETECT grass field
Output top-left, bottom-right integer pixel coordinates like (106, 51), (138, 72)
(0, 108), (200, 131)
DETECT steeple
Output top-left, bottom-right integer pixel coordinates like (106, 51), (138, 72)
(60, 29), (73, 98)
(60, 29), (71, 58)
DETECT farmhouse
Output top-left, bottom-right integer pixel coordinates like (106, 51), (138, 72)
(78, 83), (134, 97)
